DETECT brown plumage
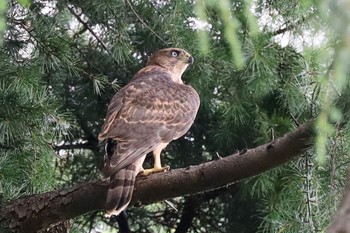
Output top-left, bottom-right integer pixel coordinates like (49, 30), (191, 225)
(98, 48), (200, 216)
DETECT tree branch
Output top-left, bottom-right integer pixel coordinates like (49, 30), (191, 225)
(174, 196), (200, 233)
(272, 21), (300, 36)
(272, 12), (316, 36)
(0, 144), (15, 150)
(52, 142), (97, 151)
(66, 4), (115, 61)
(327, 166), (350, 233)
(0, 122), (314, 232)
(125, 0), (168, 44)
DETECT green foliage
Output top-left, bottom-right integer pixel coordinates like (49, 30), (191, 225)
(0, 51), (63, 200)
(0, 0), (6, 46)
(241, 135), (349, 233)
(314, 0), (350, 164)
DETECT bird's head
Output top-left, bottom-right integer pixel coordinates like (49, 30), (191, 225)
(146, 48), (194, 83)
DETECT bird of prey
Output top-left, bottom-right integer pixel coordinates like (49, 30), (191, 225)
(98, 48), (200, 216)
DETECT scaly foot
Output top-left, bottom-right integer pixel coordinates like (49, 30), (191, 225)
(142, 166), (170, 176)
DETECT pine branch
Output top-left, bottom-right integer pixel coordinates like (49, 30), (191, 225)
(304, 152), (316, 232)
(0, 144), (15, 150)
(272, 21), (300, 36)
(66, 4), (116, 62)
(125, 0), (168, 44)
(52, 142), (97, 151)
(0, 122), (314, 232)
(272, 12), (316, 36)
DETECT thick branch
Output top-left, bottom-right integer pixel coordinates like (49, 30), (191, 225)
(132, 122), (313, 204)
(0, 123), (313, 232)
(327, 167), (350, 233)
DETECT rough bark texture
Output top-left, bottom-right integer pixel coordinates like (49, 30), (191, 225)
(132, 122), (313, 205)
(0, 123), (313, 233)
(0, 182), (108, 233)
(327, 167), (350, 233)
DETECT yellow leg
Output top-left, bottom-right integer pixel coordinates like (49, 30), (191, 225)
(143, 143), (170, 176)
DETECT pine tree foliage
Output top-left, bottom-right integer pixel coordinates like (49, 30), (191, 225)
(0, 50), (65, 200)
(1, 0), (350, 232)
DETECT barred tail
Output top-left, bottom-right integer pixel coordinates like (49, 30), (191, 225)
(105, 164), (137, 216)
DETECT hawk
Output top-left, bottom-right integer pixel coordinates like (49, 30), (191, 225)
(98, 48), (200, 216)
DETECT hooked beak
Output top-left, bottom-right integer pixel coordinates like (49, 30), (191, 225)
(187, 56), (194, 64)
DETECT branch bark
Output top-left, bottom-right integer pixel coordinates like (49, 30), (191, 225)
(0, 122), (314, 233)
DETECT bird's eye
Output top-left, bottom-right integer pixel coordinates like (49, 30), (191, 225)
(171, 50), (179, 57)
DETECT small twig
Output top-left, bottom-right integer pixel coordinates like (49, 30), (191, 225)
(269, 127), (275, 140)
(290, 114), (300, 126)
(164, 200), (178, 212)
(304, 152), (317, 232)
(330, 124), (341, 189)
(215, 152), (223, 159)
(272, 10), (316, 36)
(125, 0), (168, 44)
(52, 142), (97, 151)
(329, 78), (342, 97)
(66, 4), (117, 62)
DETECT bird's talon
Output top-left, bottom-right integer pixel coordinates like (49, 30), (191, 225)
(142, 166), (170, 176)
